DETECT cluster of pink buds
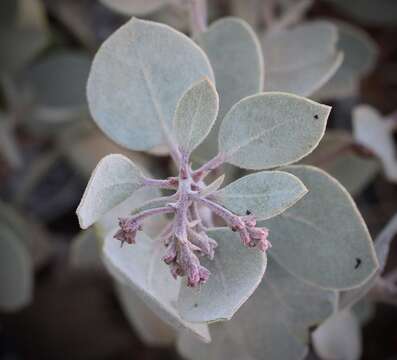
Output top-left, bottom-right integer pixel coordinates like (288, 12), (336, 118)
(113, 151), (271, 287)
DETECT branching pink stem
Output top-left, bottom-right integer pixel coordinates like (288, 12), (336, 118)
(194, 196), (244, 229)
(132, 206), (175, 222)
(192, 153), (226, 182)
(174, 152), (193, 242)
(143, 176), (178, 189)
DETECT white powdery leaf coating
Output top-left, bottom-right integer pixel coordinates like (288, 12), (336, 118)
(87, 18), (214, 151)
(263, 21), (342, 96)
(76, 154), (145, 229)
(353, 105), (397, 182)
(218, 92), (330, 170)
(261, 165), (378, 290)
(213, 171), (308, 220)
(177, 228), (267, 323)
(173, 78), (219, 154)
(177, 256), (336, 360)
(0, 227), (33, 311)
(100, 0), (172, 15)
(313, 309), (362, 360)
(102, 230), (211, 342)
(194, 17), (263, 160)
(315, 20), (378, 99)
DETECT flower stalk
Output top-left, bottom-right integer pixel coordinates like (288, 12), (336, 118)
(114, 150), (271, 286)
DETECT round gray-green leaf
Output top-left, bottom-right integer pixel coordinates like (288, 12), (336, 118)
(212, 171), (307, 220)
(262, 21), (342, 96)
(0, 227), (33, 311)
(99, 0), (172, 15)
(177, 228), (267, 323)
(87, 18), (214, 151)
(261, 165), (378, 290)
(177, 256), (336, 360)
(315, 20), (378, 99)
(102, 230), (211, 342)
(194, 17), (263, 160)
(76, 154), (145, 229)
(173, 78), (219, 154)
(218, 92), (330, 170)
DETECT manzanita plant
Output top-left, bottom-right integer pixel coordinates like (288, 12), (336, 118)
(75, 16), (379, 358)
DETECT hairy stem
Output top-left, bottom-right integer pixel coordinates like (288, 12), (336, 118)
(132, 205), (175, 223)
(192, 152), (226, 181)
(194, 196), (243, 229)
(143, 176), (178, 189)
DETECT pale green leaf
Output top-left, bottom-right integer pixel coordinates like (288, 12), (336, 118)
(173, 78), (219, 154)
(76, 154), (145, 229)
(115, 282), (176, 346)
(301, 130), (380, 196)
(339, 213), (397, 310)
(353, 105), (397, 182)
(261, 165), (378, 290)
(177, 228), (267, 323)
(194, 17), (263, 161)
(100, 0), (172, 15)
(200, 175), (225, 197)
(0, 227), (33, 311)
(313, 309), (362, 360)
(70, 228), (103, 269)
(315, 20), (378, 99)
(263, 21), (342, 96)
(213, 171), (307, 220)
(102, 230), (211, 342)
(177, 256), (336, 360)
(87, 18), (214, 151)
(218, 92), (330, 170)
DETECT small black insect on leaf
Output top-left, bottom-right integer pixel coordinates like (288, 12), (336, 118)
(313, 114), (319, 120)
(355, 258), (362, 269)
(246, 210), (252, 215)
(194, 303), (198, 308)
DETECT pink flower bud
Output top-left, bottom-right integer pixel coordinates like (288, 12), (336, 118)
(113, 217), (141, 246)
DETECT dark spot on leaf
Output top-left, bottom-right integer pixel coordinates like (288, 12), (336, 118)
(231, 227), (237, 232)
(355, 258), (362, 269)
(314, 114), (319, 119)
(246, 210), (251, 215)
(194, 303), (198, 308)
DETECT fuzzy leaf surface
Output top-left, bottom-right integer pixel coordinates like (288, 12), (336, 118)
(316, 21), (378, 99)
(102, 230), (210, 342)
(173, 78), (219, 154)
(76, 154), (144, 229)
(177, 228), (267, 323)
(194, 17), (263, 161)
(213, 171), (307, 219)
(263, 21), (342, 96)
(218, 92), (330, 170)
(177, 256), (336, 360)
(261, 165), (378, 290)
(87, 18), (214, 151)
